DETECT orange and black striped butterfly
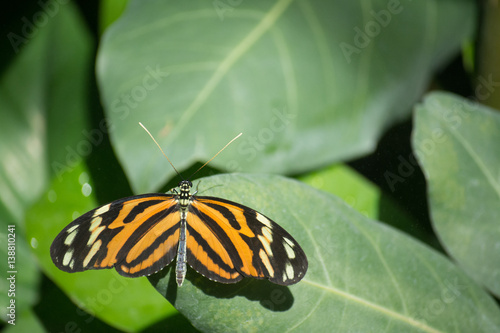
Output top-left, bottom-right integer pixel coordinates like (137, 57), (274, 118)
(50, 126), (308, 286)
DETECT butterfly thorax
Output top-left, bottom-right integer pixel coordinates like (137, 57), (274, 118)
(177, 180), (193, 209)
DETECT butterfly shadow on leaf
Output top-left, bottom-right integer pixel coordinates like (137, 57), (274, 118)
(148, 266), (295, 312)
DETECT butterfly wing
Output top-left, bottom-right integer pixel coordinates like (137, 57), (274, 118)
(50, 193), (180, 277)
(186, 196), (308, 285)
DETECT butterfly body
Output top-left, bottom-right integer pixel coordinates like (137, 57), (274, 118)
(51, 179), (308, 286)
(174, 180), (192, 286)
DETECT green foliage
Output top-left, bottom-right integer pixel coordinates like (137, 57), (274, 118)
(413, 92), (500, 297)
(151, 174), (500, 332)
(1, 0), (499, 332)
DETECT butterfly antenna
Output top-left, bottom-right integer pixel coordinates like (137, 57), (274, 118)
(189, 132), (242, 179)
(139, 122), (183, 179)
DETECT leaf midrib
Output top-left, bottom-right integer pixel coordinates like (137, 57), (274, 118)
(302, 279), (444, 333)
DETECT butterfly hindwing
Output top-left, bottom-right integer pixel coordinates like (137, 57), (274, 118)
(186, 197), (308, 286)
(50, 194), (180, 277)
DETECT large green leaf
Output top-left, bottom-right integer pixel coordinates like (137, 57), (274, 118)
(25, 162), (175, 332)
(0, 7), (47, 230)
(97, 0), (476, 193)
(0, 28), (44, 324)
(151, 174), (500, 332)
(0, 1), (92, 322)
(413, 92), (500, 297)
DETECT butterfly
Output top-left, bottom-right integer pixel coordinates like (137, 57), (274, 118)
(50, 125), (308, 286)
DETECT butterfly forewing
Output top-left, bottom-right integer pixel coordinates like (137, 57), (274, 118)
(50, 194), (180, 277)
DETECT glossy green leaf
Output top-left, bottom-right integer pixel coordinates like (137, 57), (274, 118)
(97, 0), (476, 193)
(151, 174), (500, 332)
(413, 92), (500, 297)
(0, 4), (47, 230)
(299, 164), (434, 245)
(300, 164), (382, 218)
(0, 1), (93, 320)
(25, 162), (175, 332)
(0, 30), (42, 318)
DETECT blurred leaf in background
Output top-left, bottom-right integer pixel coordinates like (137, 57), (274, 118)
(0, 0), (93, 324)
(414, 92), (500, 298)
(97, 0), (475, 193)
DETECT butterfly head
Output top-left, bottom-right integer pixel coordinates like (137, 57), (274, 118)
(179, 180), (193, 195)
(179, 180), (193, 190)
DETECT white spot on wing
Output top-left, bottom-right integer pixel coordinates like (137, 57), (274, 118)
(256, 213), (272, 228)
(89, 216), (102, 232)
(258, 235), (273, 257)
(64, 230), (77, 246)
(262, 226), (273, 242)
(283, 237), (294, 247)
(67, 225), (79, 233)
(284, 241), (296, 259)
(94, 204), (111, 216)
(84, 239), (102, 267)
(285, 262), (294, 281)
(62, 250), (73, 266)
(87, 226), (106, 246)
(259, 249), (274, 278)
